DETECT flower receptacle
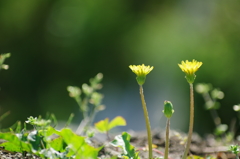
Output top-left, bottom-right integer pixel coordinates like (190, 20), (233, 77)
(136, 76), (146, 86)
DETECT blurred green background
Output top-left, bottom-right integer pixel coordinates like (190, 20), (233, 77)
(0, 0), (240, 136)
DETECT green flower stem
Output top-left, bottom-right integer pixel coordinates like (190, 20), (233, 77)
(139, 85), (153, 159)
(182, 83), (194, 159)
(164, 118), (170, 159)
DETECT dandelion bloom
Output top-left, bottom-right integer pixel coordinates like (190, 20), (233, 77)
(178, 59), (202, 84)
(129, 64), (154, 85)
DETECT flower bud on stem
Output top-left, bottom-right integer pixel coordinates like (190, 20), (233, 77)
(163, 101), (174, 159)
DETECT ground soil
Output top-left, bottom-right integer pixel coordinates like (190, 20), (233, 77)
(95, 129), (239, 159)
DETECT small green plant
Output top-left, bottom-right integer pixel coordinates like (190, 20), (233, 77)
(162, 101), (174, 159)
(178, 59), (203, 159)
(195, 83), (236, 143)
(110, 132), (140, 159)
(129, 64), (154, 159)
(229, 145), (240, 159)
(0, 116), (101, 159)
(195, 83), (227, 136)
(67, 73), (105, 135)
(95, 116), (126, 140)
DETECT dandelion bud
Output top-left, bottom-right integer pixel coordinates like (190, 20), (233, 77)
(163, 101), (174, 118)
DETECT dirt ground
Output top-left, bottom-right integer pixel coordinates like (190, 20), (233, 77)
(96, 129), (239, 159)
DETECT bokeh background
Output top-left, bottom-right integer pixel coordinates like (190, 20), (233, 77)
(0, 0), (240, 136)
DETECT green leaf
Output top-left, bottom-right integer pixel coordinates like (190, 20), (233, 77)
(0, 132), (31, 152)
(110, 132), (140, 159)
(44, 126), (61, 137)
(0, 142), (25, 152)
(60, 128), (100, 159)
(49, 136), (65, 152)
(95, 116), (126, 133)
(95, 118), (109, 133)
(39, 126), (65, 152)
(16, 129), (28, 142)
(27, 130), (44, 151)
(108, 116), (126, 130)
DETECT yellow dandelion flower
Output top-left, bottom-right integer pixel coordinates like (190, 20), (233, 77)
(129, 64), (153, 76)
(178, 59), (202, 84)
(129, 64), (154, 85)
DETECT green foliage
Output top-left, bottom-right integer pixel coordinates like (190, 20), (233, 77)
(214, 124), (228, 136)
(110, 132), (140, 159)
(0, 131), (31, 152)
(95, 116), (126, 133)
(195, 83), (224, 110)
(67, 73), (104, 113)
(26, 116), (51, 128)
(229, 145), (240, 158)
(67, 73), (105, 134)
(0, 117), (101, 159)
(195, 83), (229, 138)
(60, 128), (101, 159)
(196, 83), (240, 146)
(0, 53), (10, 70)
